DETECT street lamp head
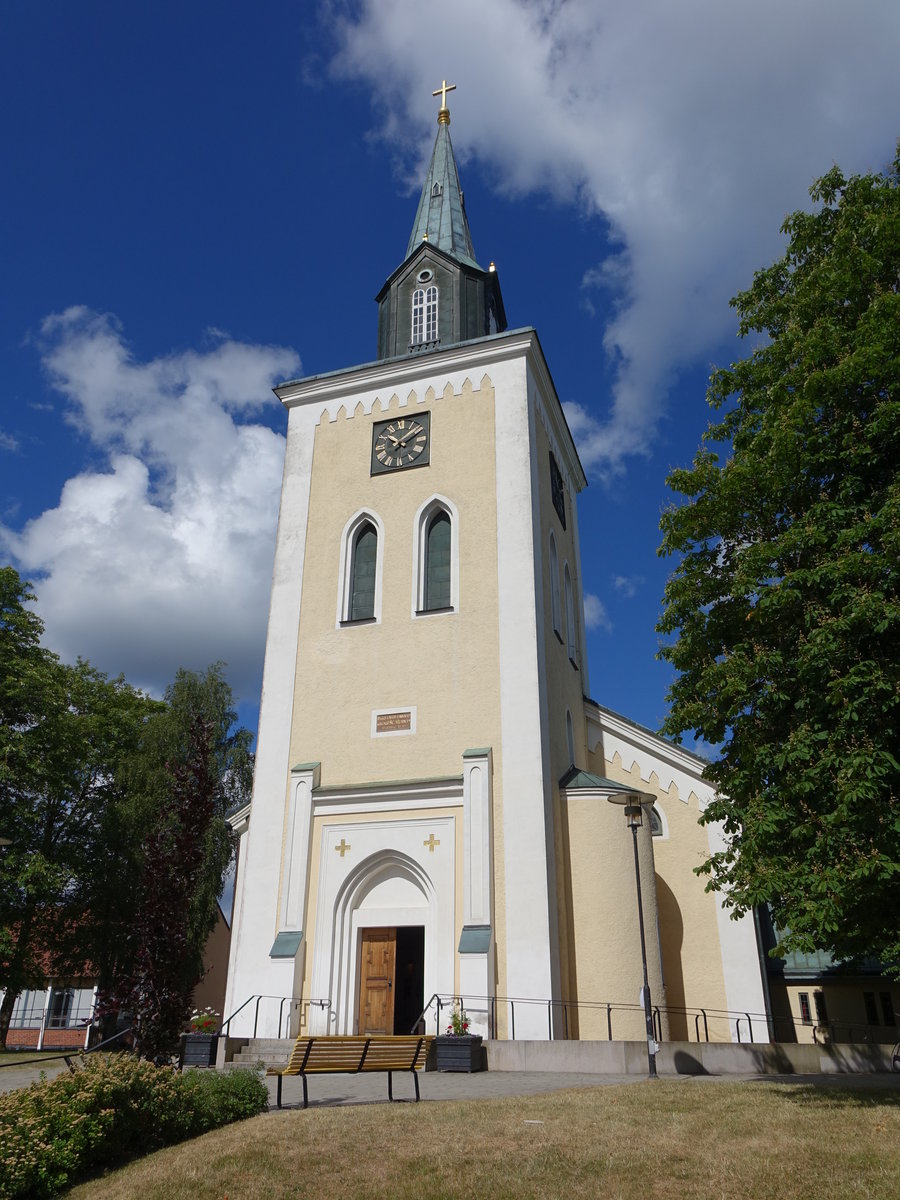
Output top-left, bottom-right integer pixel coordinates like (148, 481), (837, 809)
(606, 789), (655, 829)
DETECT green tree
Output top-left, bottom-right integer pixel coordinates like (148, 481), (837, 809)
(98, 665), (252, 1060)
(0, 567), (160, 1046)
(657, 149), (900, 969)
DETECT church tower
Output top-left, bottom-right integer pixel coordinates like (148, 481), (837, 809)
(224, 87), (674, 1043)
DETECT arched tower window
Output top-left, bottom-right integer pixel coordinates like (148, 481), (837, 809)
(411, 285), (439, 345)
(566, 710), (575, 767)
(349, 522), (377, 621)
(414, 495), (459, 615)
(338, 510), (383, 625)
(424, 510), (452, 611)
(549, 532), (561, 636)
(564, 563), (577, 663)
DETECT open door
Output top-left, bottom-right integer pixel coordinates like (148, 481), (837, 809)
(358, 927), (396, 1034)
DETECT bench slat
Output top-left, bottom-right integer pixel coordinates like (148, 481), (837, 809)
(268, 1035), (434, 1108)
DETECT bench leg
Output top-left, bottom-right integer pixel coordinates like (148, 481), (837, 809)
(302, 1075), (309, 1109)
(412, 1068), (420, 1102)
(277, 1075), (283, 1109)
(388, 1070), (393, 1102)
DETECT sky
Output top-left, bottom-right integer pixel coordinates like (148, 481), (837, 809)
(2, 1), (899, 747)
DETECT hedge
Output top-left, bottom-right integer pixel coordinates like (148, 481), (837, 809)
(0, 1054), (269, 1198)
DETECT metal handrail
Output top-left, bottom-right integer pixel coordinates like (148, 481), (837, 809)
(0, 1026), (134, 1071)
(219, 994), (333, 1039)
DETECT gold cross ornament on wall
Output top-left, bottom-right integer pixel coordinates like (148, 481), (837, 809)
(423, 833), (440, 853)
(335, 838), (351, 858)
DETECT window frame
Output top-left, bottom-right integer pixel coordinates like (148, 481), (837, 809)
(564, 562), (577, 666)
(411, 284), (439, 346)
(413, 495), (459, 616)
(549, 531), (562, 639)
(337, 509), (384, 626)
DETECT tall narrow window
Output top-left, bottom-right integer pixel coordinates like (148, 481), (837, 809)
(424, 510), (451, 610)
(414, 496), (458, 616)
(424, 285), (438, 342)
(864, 992), (879, 1026)
(880, 992), (896, 1026)
(549, 533), (561, 636)
(564, 564), (577, 663)
(412, 288), (424, 344)
(565, 710), (575, 767)
(813, 991), (828, 1025)
(349, 521), (377, 621)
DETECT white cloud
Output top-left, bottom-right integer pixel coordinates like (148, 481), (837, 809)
(328, 0), (900, 477)
(0, 430), (19, 452)
(2, 308), (300, 700)
(613, 574), (644, 599)
(583, 592), (612, 633)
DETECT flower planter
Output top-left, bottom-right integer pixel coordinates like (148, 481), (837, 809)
(181, 1032), (219, 1068)
(434, 1034), (484, 1072)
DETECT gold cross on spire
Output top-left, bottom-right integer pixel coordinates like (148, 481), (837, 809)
(432, 79), (456, 124)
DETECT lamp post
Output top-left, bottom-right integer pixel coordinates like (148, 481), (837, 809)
(608, 791), (658, 1079)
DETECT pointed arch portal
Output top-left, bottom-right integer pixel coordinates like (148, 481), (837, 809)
(308, 819), (456, 1035)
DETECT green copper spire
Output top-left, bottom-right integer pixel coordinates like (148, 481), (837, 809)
(405, 85), (480, 270)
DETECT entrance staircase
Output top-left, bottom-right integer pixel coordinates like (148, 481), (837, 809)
(223, 1038), (295, 1071)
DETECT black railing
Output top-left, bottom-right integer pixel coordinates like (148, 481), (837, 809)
(414, 992), (900, 1046)
(219, 994), (332, 1040)
(0, 1025), (134, 1072)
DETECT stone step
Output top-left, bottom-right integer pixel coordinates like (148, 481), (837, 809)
(227, 1037), (295, 1068)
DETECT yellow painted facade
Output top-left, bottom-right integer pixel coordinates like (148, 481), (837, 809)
(287, 378), (503, 789)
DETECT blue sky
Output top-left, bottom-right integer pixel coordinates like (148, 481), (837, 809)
(2, 1), (899, 746)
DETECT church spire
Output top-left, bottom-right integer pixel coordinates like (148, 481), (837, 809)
(375, 83), (507, 360)
(404, 81), (480, 270)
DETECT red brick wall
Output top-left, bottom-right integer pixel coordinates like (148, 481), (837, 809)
(41, 1029), (88, 1049)
(6, 1028), (40, 1048)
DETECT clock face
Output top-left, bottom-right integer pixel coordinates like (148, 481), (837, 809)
(371, 413), (431, 474)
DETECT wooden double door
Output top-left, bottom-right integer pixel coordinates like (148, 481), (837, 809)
(357, 926), (425, 1035)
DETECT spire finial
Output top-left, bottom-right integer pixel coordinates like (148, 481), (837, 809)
(432, 78), (456, 125)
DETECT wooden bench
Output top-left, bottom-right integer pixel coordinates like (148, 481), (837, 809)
(267, 1034), (433, 1108)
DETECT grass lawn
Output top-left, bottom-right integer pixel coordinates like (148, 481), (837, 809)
(65, 1080), (900, 1200)
(0, 1049), (62, 1065)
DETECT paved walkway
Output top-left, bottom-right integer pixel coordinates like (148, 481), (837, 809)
(263, 1067), (900, 1109)
(3, 1055), (899, 1105)
(0, 1056), (72, 1094)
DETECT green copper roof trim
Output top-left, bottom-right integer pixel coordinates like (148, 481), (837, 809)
(405, 120), (481, 270)
(458, 925), (492, 954)
(462, 747), (491, 758)
(276, 325), (535, 391)
(314, 774), (463, 796)
(559, 767), (642, 793)
(269, 931), (303, 958)
(291, 761), (321, 773)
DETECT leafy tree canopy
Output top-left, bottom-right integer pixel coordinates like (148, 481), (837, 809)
(657, 148), (900, 970)
(0, 568), (252, 1056)
(97, 664), (253, 1059)
(0, 567), (161, 1044)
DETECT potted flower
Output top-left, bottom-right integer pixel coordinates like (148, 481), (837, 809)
(434, 1001), (483, 1072)
(181, 1007), (220, 1068)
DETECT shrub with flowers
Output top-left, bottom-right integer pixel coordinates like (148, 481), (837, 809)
(445, 1000), (471, 1036)
(0, 1054), (268, 1199)
(188, 1006), (220, 1034)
